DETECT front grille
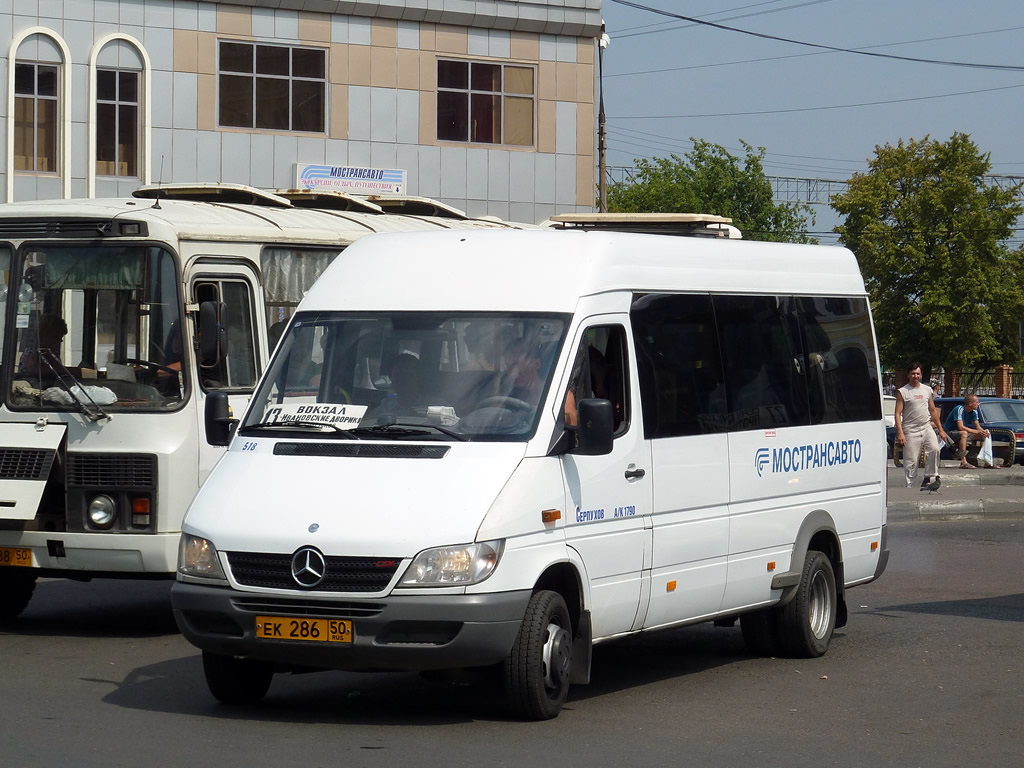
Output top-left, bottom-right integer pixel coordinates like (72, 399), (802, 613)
(227, 551), (402, 592)
(232, 597), (386, 619)
(274, 443), (449, 458)
(66, 453), (156, 488)
(0, 448), (55, 480)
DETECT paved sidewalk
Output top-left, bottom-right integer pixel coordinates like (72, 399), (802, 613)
(886, 460), (1024, 521)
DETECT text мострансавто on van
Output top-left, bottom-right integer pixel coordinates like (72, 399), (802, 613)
(171, 228), (889, 720)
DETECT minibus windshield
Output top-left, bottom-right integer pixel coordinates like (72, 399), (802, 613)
(4, 244), (184, 412)
(244, 312), (569, 441)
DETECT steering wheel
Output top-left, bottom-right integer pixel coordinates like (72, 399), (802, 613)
(475, 396), (533, 413)
(126, 358), (180, 377)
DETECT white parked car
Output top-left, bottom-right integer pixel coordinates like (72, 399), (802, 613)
(883, 394), (897, 428)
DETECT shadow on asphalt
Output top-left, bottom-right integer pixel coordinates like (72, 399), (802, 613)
(1, 578), (177, 638)
(93, 622), (764, 725)
(867, 593), (1024, 623)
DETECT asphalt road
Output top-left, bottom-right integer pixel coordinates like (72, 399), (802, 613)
(0, 520), (1021, 768)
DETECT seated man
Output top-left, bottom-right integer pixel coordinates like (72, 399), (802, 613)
(942, 393), (989, 469)
(18, 314), (67, 378)
(368, 352), (427, 418)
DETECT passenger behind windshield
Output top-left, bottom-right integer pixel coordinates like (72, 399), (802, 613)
(18, 313), (67, 378)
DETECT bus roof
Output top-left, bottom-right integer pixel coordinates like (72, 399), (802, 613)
(0, 193), (529, 246)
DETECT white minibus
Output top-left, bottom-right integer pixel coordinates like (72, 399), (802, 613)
(0, 184), (528, 620)
(171, 227), (889, 719)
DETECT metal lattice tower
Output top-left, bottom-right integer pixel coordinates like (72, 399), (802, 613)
(607, 167), (1024, 206)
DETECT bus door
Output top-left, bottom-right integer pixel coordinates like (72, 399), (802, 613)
(185, 260), (263, 484)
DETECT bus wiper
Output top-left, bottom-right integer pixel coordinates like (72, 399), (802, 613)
(353, 422), (469, 441)
(239, 420), (362, 438)
(40, 349), (110, 423)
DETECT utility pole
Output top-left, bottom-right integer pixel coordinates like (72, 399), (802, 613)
(598, 24), (610, 213)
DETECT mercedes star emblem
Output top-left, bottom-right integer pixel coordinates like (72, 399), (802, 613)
(290, 546), (326, 588)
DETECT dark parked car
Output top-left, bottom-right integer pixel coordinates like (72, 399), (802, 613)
(890, 396), (1024, 466)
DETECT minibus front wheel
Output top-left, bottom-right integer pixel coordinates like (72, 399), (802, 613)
(504, 590), (572, 720)
(202, 651), (273, 705)
(778, 550), (837, 658)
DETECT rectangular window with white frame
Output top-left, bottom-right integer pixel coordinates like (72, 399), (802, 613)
(14, 62), (58, 172)
(218, 41), (326, 133)
(437, 59), (535, 146)
(96, 69), (140, 178)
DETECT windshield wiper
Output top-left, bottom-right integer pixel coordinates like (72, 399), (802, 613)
(353, 422), (469, 441)
(239, 420), (362, 438)
(40, 349), (110, 422)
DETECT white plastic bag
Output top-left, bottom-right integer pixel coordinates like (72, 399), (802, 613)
(978, 435), (994, 467)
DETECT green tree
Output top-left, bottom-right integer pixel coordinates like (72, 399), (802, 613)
(607, 139), (815, 242)
(832, 133), (1024, 375)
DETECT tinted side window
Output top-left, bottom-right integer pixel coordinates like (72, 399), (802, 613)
(630, 294), (727, 437)
(792, 296), (880, 424)
(714, 295), (807, 430)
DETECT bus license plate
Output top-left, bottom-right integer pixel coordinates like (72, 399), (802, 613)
(0, 547), (32, 567)
(255, 616), (353, 643)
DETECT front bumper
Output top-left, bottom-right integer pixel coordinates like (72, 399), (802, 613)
(171, 582), (532, 672)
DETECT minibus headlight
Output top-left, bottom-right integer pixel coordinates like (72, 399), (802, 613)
(178, 533), (226, 581)
(400, 540), (504, 586)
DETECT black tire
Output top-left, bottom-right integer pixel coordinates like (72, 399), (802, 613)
(778, 551), (837, 658)
(202, 651), (273, 705)
(740, 607), (781, 656)
(504, 590), (573, 720)
(0, 568), (38, 622)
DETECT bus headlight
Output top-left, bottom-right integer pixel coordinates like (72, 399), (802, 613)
(400, 540), (504, 586)
(88, 495), (117, 528)
(178, 533), (226, 581)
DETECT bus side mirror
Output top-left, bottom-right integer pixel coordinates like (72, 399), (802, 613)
(199, 301), (227, 367)
(575, 398), (614, 456)
(205, 391), (237, 446)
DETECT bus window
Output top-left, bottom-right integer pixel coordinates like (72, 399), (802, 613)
(193, 279), (257, 390)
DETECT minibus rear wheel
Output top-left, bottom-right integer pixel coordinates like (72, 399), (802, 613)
(202, 651), (273, 705)
(778, 550), (836, 658)
(0, 568), (37, 622)
(504, 590), (572, 720)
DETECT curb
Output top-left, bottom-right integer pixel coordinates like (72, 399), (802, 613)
(887, 497), (1024, 522)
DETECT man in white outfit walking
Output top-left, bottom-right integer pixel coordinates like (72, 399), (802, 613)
(894, 362), (950, 490)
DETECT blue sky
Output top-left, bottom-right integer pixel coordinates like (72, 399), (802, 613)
(600, 1), (1024, 239)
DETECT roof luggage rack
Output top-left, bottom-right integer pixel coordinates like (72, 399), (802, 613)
(364, 195), (468, 219)
(546, 212), (742, 238)
(133, 183), (293, 207)
(273, 189), (384, 214)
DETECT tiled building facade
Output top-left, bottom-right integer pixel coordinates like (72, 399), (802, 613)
(1, 0), (602, 222)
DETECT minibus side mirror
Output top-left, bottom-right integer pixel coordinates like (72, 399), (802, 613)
(574, 398), (614, 456)
(205, 391), (237, 446)
(199, 301), (227, 367)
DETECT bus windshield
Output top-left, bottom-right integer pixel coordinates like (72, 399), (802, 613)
(5, 244), (184, 412)
(243, 312), (568, 441)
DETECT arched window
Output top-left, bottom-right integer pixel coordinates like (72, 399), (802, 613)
(89, 35), (151, 195)
(6, 28), (71, 199)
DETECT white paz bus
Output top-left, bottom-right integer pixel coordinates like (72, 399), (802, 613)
(0, 183), (529, 620)
(170, 225), (890, 719)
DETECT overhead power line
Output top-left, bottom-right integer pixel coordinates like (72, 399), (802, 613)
(609, 82), (1024, 120)
(607, 26), (1024, 78)
(609, 0), (1024, 71)
(615, 0), (836, 39)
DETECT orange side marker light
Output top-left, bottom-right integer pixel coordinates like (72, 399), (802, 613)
(542, 509), (561, 523)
